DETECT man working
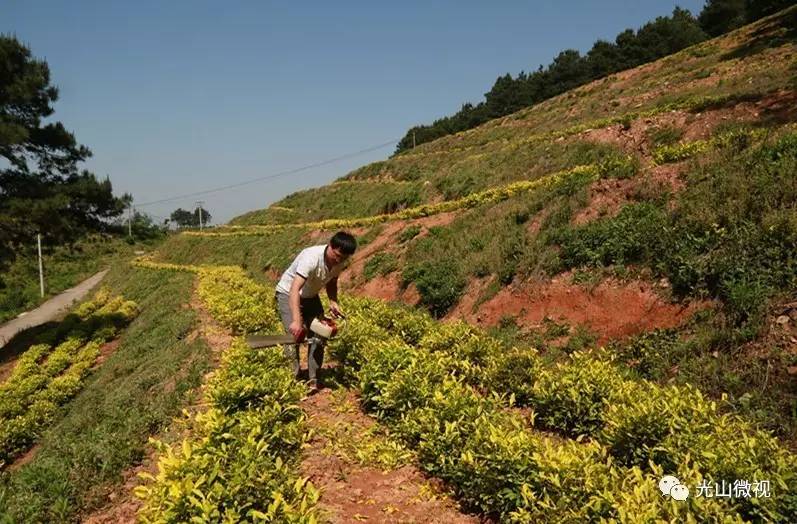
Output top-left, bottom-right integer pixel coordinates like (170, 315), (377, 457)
(274, 231), (357, 391)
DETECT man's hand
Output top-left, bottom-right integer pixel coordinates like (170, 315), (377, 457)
(289, 319), (305, 341)
(329, 301), (344, 318)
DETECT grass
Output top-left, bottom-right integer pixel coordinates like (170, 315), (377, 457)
(363, 252), (399, 281)
(356, 224), (384, 247)
(0, 235), (155, 324)
(645, 125), (685, 147)
(555, 129), (797, 335)
(397, 225), (421, 243)
(397, 163), (596, 316)
(0, 263), (212, 523)
(231, 181), (427, 226)
(148, 228), (309, 286)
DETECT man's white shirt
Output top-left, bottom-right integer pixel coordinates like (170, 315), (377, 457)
(276, 245), (345, 298)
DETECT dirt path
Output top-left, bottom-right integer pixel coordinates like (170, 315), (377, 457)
(0, 269), (108, 349)
(300, 366), (482, 523)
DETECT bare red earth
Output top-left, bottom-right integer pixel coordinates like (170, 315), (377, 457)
(465, 275), (706, 345)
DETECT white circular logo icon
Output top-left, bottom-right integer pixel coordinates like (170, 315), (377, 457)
(659, 475), (689, 500)
(659, 475), (680, 496)
(670, 483), (690, 501)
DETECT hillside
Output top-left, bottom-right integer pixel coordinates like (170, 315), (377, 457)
(2, 7), (797, 524)
(156, 6), (797, 437)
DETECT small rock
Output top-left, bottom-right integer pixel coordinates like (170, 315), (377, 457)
(712, 350), (719, 358)
(776, 315), (790, 325)
(788, 366), (797, 376)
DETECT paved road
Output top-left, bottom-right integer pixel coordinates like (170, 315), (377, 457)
(0, 270), (109, 349)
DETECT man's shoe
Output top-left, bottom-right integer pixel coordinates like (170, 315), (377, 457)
(307, 378), (321, 394)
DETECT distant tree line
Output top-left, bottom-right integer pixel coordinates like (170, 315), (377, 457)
(169, 207), (212, 228)
(394, 0), (796, 154)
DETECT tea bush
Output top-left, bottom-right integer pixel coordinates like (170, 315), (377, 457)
(132, 258), (280, 334)
(333, 295), (797, 521)
(135, 341), (319, 522)
(531, 352), (625, 436)
(131, 267), (797, 521)
(196, 266), (280, 333)
(0, 289), (138, 467)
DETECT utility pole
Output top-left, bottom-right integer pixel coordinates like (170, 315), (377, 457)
(412, 131), (416, 149)
(37, 234), (45, 297)
(127, 204), (133, 237)
(196, 200), (205, 230)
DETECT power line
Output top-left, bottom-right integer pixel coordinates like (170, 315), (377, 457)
(135, 138), (398, 208)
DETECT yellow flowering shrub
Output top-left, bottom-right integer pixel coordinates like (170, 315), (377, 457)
(0, 290), (138, 468)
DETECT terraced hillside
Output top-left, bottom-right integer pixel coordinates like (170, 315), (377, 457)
(3, 7), (795, 524)
(154, 7), (797, 440)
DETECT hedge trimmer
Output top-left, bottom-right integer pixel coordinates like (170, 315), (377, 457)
(245, 317), (340, 349)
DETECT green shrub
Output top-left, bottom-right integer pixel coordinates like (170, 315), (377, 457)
(596, 153), (639, 179)
(362, 252), (399, 281)
(555, 130), (797, 328)
(653, 140), (709, 164)
(531, 353), (624, 436)
(646, 125), (684, 147)
(398, 224), (422, 243)
(553, 203), (668, 268)
(563, 324), (598, 353)
(402, 259), (466, 317)
(610, 329), (685, 379)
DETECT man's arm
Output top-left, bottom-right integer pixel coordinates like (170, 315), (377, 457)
(326, 277), (343, 317)
(288, 274), (307, 338)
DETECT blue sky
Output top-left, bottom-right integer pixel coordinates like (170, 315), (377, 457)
(4, 0), (704, 223)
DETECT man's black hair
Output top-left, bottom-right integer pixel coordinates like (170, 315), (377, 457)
(330, 231), (357, 255)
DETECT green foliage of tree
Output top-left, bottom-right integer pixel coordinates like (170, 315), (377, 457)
(745, 0), (797, 20)
(699, 0), (747, 36)
(117, 211), (167, 240)
(0, 35), (129, 272)
(169, 207), (211, 228)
